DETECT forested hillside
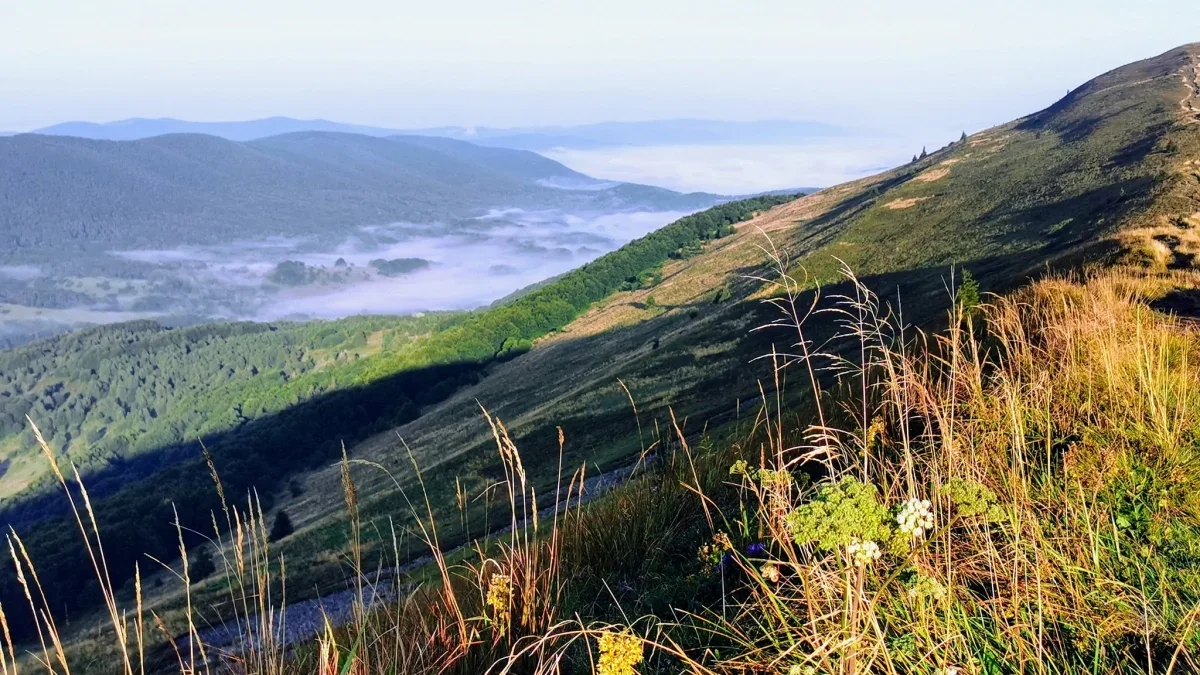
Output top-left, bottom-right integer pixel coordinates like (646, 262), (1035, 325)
(0, 131), (715, 259)
(0, 314), (461, 501)
(0, 194), (795, 635)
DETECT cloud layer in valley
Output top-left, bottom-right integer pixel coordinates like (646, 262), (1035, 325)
(0, 266), (42, 282)
(108, 208), (693, 322)
(543, 138), (931, 194)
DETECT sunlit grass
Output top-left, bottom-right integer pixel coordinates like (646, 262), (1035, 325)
(8, 260), (1200, 673)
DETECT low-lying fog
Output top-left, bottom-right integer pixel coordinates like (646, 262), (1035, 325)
(112, 208), (692, 323)
(543, 137), (937, 194)
(1, 136), (945, 347)
(0, 207), (695, 347)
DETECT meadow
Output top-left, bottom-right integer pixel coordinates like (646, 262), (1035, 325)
(9, 259), (1200, 674)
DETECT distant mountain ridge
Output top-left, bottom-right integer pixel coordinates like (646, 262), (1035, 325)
(32, 116), (407, 142)
(28, 117), (847, 150)
(0, 130), (717, 259)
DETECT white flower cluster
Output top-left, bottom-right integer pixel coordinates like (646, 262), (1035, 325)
(847, 539), (882, 566)
(897, 497), (935, 537)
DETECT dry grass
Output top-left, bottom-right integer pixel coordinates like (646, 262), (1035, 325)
(883, 197), (929, 210)
(7, 262), (1200, 673)
(912, 168), (950, 183)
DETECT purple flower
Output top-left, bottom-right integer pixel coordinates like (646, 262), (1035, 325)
(746, 542), (766, 556)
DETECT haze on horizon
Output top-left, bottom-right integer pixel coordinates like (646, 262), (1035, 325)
(2, 0), (1197, 137)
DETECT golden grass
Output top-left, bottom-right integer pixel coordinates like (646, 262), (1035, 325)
(912, 168), (950, 183)
(883, 197), (929, 210)
(8, 263), (1200, 673)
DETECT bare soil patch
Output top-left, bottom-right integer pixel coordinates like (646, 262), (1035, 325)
(884, 197), (929, 210)
(915, 168), (950, 183)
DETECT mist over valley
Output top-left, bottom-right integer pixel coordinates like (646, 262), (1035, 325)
(0, 120), (911, 347)
(105, 208), (693, 319)
(0, 130), (733, 346)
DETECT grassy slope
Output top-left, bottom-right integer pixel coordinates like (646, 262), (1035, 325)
(275, 43), (1200, 585)
(14, 43), (1200, 661)
(309, 264), (1200, 674)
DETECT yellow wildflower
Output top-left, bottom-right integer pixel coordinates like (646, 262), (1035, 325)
(597, 630), (643, 675)
(713, 532), (733, 551)
(486, 573), (512, 631)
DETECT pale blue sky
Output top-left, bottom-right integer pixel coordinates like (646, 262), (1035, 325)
(0, 0), (1196, 133)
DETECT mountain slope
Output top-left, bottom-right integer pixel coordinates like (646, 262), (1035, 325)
(3, 43), (1199, 644)
(277, 42), (1200, 571)
(0, 132), (715, 259)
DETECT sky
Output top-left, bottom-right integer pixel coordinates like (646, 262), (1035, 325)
(1, 1), (1197, 135)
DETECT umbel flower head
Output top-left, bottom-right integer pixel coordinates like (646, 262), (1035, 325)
(907, 573), (947, 600)
(485, 573), (512, 632)
(760, 562), (781, 583)
(847, 538), (882, 566)
(787, 477), (893, 552)
(597, 630), (643, 675)
(896, 497), (935, 537)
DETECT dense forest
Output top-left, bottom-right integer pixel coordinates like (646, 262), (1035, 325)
(0, 314), (463, 502)
(0, 193), (798, 640)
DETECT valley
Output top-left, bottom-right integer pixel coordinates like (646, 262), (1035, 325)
(1, 35), (1199, 675)
(0, 132), (721, 346)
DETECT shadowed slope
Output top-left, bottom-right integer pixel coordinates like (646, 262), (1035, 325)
(280, 43), (1200, 567)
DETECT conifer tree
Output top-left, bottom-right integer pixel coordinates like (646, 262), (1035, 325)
(956, 269), (981, 317)
(270, 510), (295, 542)
(190, 546), (216, 582)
